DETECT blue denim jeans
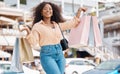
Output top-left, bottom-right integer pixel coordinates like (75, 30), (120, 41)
(40, 44), (65, 74)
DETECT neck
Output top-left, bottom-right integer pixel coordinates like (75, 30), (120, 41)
(43, 17), (51, 24)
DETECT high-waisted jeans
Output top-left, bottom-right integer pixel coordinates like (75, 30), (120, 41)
(40, 44), (65, 74)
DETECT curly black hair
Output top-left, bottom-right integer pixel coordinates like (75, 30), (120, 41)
(32, 2), (65, 26)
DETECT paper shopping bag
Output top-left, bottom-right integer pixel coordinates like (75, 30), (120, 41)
(68, 16), (91, 48)
(19, 37), (34, 63)
(10, 38), (23, 72)
(68, 15), (102, 48)
(92, 16), (102, 47)
(88, 16), (95, 47)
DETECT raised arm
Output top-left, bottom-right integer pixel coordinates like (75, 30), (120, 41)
(59, 7), (87, 31)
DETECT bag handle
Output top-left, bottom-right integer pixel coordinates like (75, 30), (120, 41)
(58, 23), (65, 39)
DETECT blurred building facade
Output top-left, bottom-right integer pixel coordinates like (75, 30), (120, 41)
(0, 0), (120, 61)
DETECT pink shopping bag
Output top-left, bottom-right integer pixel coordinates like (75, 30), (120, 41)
(92, 16), (102, 47)
(68, 16), (102, 48)
(68, 16), (91, 48)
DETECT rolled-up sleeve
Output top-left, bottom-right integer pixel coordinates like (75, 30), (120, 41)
(26, 27), (40, 47)
(59, 16), (80, 31)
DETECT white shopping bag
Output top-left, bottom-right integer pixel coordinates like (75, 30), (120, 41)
(10, 38), (23, 72)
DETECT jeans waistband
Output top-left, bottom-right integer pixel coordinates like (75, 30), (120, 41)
(41, 44), (61, 48)
(40, 44), (62, 55)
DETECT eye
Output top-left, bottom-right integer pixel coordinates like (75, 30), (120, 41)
(43, 5), (52, 10)
(49, 7), (52, 10)
(43, 8), (48, 10)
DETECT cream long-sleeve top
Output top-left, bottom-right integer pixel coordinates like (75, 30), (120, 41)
(26, 16), (80, 47)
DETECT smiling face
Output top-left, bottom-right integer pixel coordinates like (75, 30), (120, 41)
(41, 4), (53, 19)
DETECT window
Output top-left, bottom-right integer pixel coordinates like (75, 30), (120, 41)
(20, 0), (26, 5)
(69, 60), (84, 65)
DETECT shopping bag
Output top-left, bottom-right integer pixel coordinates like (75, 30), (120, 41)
(10, 38), (23, 72)
(92, 16), (102, 47)
(68, 15), (91, 48)
(19, 37), (34, 63)
(10, 37), (34, 72)
(88, 16), (95, 47)
(68, 16), (102, 48)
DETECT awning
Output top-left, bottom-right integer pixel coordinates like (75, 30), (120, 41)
(0, 7), (23, 17)
(0, 16), (17, 24)
(102, 14), (120, 24)
(104, 22), (120, 31)
(0, 7), (31, 21)
(0, 50), (11, 58)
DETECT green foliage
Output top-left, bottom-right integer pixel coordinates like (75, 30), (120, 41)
(0, 0), (4, 1)
(20, 0), (26, 5)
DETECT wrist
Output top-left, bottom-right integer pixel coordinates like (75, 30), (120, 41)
(76, 11), (81, 18)
(76, 8), (83, 18)
(27, 28), (31, 35)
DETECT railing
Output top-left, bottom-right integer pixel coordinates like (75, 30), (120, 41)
(79, 40), (119, 61)
(0, 28), (26, 36)
(101, 40), (119, 60)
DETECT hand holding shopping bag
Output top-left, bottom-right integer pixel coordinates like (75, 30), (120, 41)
(68, 15), (102, 48)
